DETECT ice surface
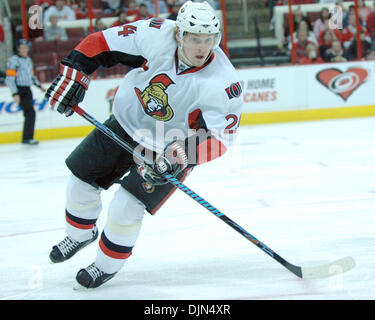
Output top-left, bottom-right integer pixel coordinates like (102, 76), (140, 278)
(0, 117), (374, 300)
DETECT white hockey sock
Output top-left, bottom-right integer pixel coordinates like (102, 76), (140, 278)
(65, 174), (102, 242)
(95, 186), (145, 274)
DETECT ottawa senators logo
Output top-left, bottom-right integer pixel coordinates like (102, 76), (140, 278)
(142, 182), (155, 193)
(134, 74), (175, 121)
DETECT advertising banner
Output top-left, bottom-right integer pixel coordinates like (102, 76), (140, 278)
(0, 78), (122, 134)
(237, 60), (374, 113)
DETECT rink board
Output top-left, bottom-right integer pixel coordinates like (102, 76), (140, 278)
(1, 60), (375, 144)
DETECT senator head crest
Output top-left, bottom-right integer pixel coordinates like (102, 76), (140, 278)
(134, 74), (175, 121)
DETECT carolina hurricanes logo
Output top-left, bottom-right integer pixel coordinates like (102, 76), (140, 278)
(134, 74), (175, 121)
(316, 67), (368, 101)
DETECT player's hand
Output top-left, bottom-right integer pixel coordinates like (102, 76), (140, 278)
(138, 140), (188, 185)
(137, 163), (168, 185)
(45, 64), (90, 117)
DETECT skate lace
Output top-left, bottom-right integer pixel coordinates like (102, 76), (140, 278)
(86, 263), (105, 280)
(57, 236), (80, 256)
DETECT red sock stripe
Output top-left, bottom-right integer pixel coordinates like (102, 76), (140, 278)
(65, 211), (96, 230)
(99, 239), (132, 260)
(66, 215), (94, 230)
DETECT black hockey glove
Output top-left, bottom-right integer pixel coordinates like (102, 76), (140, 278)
(138, 140), (188, 185)
(45, 63), (90, 117)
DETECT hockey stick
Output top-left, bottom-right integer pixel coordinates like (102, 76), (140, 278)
(71, 105), (355, 279)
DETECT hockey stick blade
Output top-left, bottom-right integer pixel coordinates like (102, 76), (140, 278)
(300, 256), (356, 279)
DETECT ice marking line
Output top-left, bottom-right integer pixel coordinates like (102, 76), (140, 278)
(0, 227), (63, 239)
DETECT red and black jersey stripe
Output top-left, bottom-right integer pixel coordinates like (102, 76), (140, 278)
(65, 210), (97, 230)
(61, 31), (146, 75)
(188, 108), (208, 131)
(99, 231), (133, 260)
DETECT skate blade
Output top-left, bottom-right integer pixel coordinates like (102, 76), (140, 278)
(73, 282), (88, 291)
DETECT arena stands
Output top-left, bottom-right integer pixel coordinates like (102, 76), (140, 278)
(5, 0), (375, 79)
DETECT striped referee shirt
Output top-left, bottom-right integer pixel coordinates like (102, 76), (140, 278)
(5, 54), (41, 95)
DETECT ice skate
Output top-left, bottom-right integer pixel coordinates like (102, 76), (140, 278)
(22, 139), (39, 145)
(74, 263), (116, 289)
(49, 225), (98, 263)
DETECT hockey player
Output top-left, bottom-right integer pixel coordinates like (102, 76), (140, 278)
(45, 1), (243, 289)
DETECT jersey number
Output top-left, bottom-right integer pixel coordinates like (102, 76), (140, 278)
(225, 114), (239, 133)
(118, 25), (137, 37)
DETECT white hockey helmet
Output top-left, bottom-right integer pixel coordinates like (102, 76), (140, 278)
(176, 1), (221, 49)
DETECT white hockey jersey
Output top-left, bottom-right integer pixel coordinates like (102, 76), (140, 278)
(79, 18), (243, 163)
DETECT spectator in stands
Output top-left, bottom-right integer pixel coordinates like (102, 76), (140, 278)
(298, 43), (324, 65)
(167, 1), (182, 21)
(291, 28), (316, 61)
(166, 0), (180, 12)
(74, 0), (92, 19)
(133, 3), (153, 21)
(94, 18), (107, 32)
(293, 7), (313, 30)
(288, 20), (318, 50)
(323, 39), (349, 62)
(343, 5), (363, 29)
(284, 6), (313, 46)
(366, 2), (375, 40)
(35, 0), (55, 10)
(342, 13), (371, 49)
(318, 29), (334, 59)
(111, 9), (129, 26)
(126, 0), (140, 18)
(143, 0), (168, 15)
(347, 29), (372, 60)
(358, 0), (372, 23)
(165, 0), (177, 12)
(317, 18), (343, 44)
(43, 0), (76, 26)
(313, 7), (330, 39)
(102, 0), (125, 14)
(44, 15), (68, 41)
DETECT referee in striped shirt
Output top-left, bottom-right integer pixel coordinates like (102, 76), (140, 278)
(5, 39), (46, 145)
